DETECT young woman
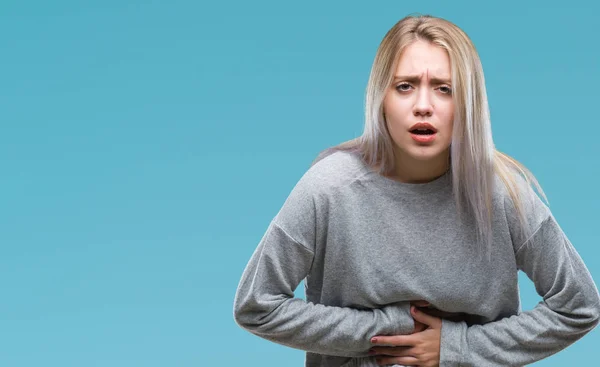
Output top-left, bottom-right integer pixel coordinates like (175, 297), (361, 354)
(233, 14), (600, 367)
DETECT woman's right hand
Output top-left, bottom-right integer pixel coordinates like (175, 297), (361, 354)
(410, 300), (467, 327)
(410, 301), (431, 333)
(411, 300), (431, 308)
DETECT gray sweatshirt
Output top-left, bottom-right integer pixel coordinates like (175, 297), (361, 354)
(233, 150), (600, 367)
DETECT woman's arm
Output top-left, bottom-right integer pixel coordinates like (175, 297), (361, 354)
(233, 221), (415, 357)
(439, 213), (600, 366)
(233, 167), (415, 357)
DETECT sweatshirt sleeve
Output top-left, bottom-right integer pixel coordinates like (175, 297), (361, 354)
(232, 164), (415, 357)
(439, 184), (600, 366)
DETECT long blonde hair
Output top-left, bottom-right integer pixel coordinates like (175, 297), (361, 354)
(311, 14), (547, 261)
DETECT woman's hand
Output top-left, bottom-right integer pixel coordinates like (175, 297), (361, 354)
(369, 305), (442, 367)
(411, 300), (431, 308)
(410, 301), (430, 333)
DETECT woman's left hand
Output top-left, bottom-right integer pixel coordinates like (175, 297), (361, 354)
(369, 305), (442, 367)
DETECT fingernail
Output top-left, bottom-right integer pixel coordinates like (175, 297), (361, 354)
(368, 349), (376, 355)
(371, 337), (378, 343)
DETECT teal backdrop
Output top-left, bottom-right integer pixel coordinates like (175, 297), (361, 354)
(1, 0), (598, 366)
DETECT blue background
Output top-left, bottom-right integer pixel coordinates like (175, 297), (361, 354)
(1, 0), (598, 366)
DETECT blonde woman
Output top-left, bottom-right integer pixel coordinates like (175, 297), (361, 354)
(233, 14), (600, 367)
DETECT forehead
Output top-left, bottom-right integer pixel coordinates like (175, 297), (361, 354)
(394, 40), (451, 78)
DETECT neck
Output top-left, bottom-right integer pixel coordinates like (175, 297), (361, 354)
(388, 148), (451, 184)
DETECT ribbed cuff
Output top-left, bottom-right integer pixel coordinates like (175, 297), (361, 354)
(439, 319), (467, 366)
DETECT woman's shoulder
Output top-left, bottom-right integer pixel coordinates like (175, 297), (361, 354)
(298, 149), (369, 194)
(492, 169), (547, 209)
(491, 168), (551, 242)
(272, 149), (367, 243)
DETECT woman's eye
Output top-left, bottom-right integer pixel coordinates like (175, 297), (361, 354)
(439, 86), (452, 94)
(396, 83), (412, 92)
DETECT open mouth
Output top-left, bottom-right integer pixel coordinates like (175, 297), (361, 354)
(410, 129), (436, 135)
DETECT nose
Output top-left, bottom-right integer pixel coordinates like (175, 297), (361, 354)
(413, 88), (433, 117)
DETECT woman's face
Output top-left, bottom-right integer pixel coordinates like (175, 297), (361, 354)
(383, 40), (454, 164)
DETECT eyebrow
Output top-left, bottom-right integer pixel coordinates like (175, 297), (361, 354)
(393, 74), (451, 85)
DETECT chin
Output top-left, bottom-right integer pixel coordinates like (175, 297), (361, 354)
(405, 148), (446, 161)
(412, 154), (442, 162)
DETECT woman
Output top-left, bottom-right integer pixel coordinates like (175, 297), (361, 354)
(233, 14), (600, 367)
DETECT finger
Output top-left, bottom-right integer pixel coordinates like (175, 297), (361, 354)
(371, 334), (416, 347)
(411, 305), (442, 328)
(412, 319), (428, 333)
(369, 346), (411, 356)
(411, 300), (431, 307)
(375, 355), (420, 366)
